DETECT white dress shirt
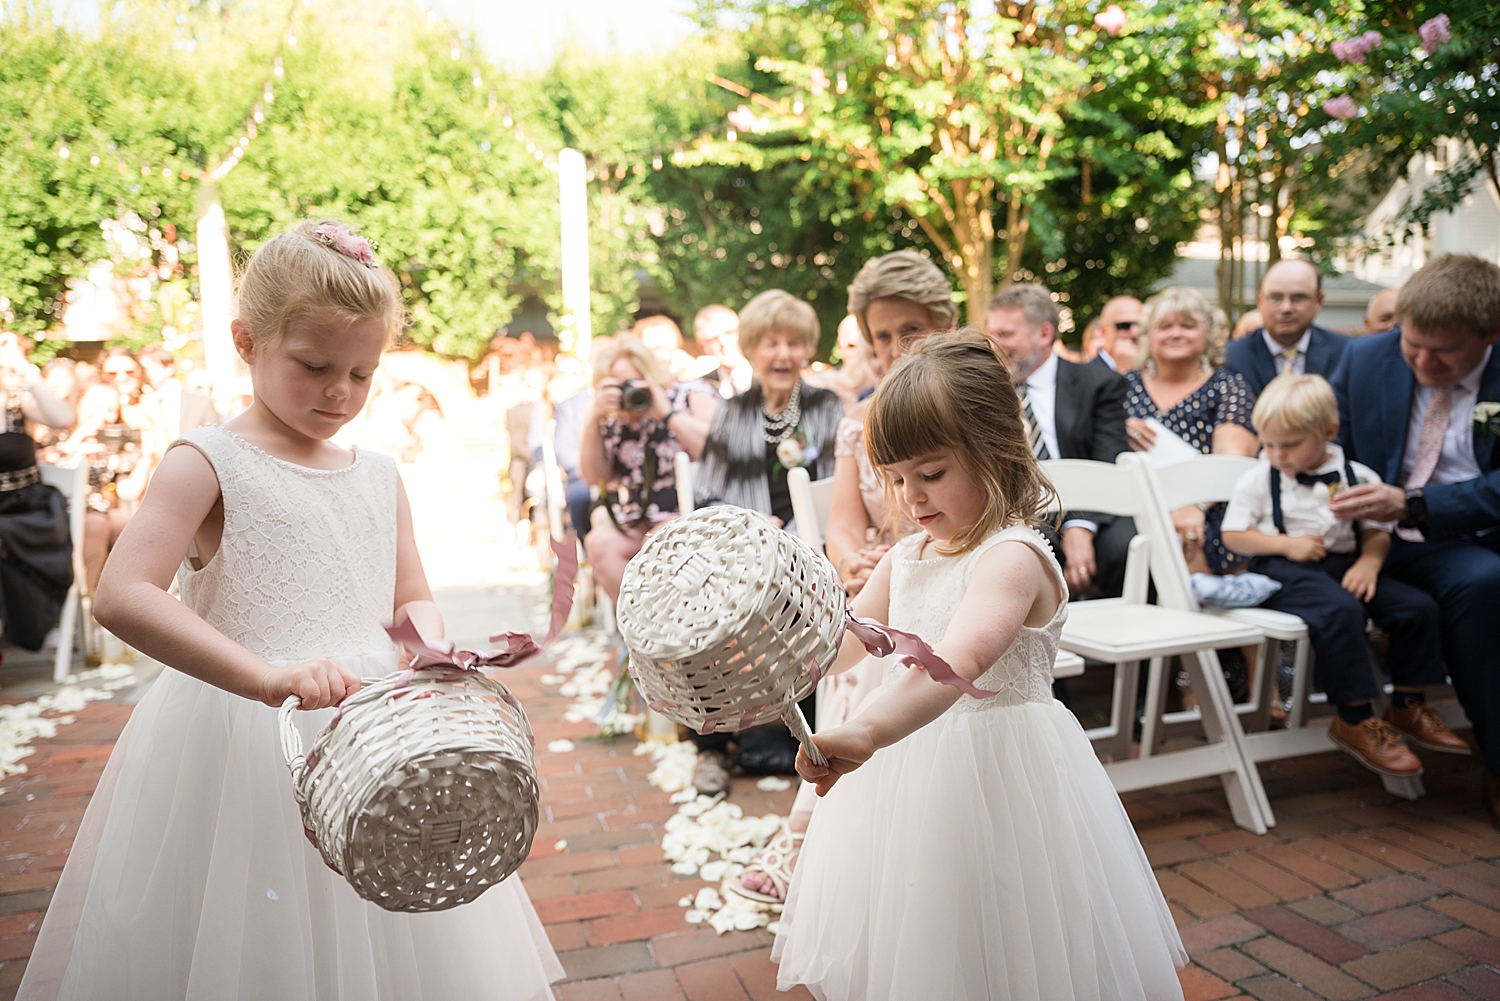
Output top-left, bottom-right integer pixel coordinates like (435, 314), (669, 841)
(1261, 328), (1313, 377)
(1023, 352), (1062, 461)
(1096, 349), (1117, 372)
(1222, 443), (1392, 555)
(1398, 346), (1491, 488)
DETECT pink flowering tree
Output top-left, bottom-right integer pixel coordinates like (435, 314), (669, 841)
(1305, 1), (1499, 244)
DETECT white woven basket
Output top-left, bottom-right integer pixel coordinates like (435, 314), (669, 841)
(616, 506), (845, 764)
(278, 666), (539, 913)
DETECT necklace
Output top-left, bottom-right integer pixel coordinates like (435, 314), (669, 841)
(762, 382), (802, 444)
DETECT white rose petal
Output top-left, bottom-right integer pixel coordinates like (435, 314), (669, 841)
(545, 739), (575, 753)
(755, 776), (792, 791)
(678, 896), (694, 908)
(694, 887), (724, 911)
(684, 909), (707, 923)
(699, 860), (729, 883)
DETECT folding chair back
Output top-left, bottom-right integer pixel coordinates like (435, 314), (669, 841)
(39, 461), (89, 682)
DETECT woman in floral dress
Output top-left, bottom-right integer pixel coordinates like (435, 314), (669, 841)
(578, 335), (719, 601)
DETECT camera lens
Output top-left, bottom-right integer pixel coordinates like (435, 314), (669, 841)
(621, 381), (653, 412)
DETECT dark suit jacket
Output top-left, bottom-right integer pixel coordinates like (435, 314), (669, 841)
(1053, 358), (1130, 462)
(1331, 330), (1500, 539)
(1088, 353), (1116, 375)
(1226, 325), (1352, 396)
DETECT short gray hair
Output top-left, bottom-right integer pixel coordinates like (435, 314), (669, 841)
(847, 250), (958, 343)
(1138, 287), (1226, 369)
(985, 283), (1060, 337)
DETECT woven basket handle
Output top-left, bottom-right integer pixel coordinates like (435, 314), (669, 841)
(782, 702), (828, 768)
(278, 694), (308, 784)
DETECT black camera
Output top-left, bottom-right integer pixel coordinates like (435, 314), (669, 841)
(620, 380), (653, 413)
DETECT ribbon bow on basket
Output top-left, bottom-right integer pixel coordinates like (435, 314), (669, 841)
(277, 538), (576, 914)
(617, 507), (995, 771)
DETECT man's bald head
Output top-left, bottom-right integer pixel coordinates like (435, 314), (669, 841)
(1363, 288), (1399, 334)
(1256, 259), (1326, 347)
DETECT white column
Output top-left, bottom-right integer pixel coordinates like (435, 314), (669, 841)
(195, 182), (242, 413)
(557, 148), (592, 361)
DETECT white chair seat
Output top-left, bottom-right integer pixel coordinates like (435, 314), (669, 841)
(1064, 601), (1263, 663)
(1205, 605), (1309, 641)
(1052, 650), (1085, 680)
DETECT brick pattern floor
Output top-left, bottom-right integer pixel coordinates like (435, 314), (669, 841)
(5, 663), (1500, 1000)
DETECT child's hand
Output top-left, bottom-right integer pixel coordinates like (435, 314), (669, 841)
(259, 659), (362, 710)
(1341, 560), (1380, 602)
(795, 723), (876, 797)
(1283, 534), (1327, 563)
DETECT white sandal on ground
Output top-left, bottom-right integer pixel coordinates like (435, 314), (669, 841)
(725, 821), (803, 904)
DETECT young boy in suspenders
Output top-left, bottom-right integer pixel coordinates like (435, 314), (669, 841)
(1222, 374), (1468, 778)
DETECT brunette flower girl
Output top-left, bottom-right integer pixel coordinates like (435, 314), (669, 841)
(19, 220), (562, 1001)
(773, 332), (1186, 1000)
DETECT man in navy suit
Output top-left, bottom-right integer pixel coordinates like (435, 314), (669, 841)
(1330, 254), (1500, 823)
(1227, 259), (1352, 396)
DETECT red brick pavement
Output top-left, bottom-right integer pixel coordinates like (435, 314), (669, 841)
(6, 666), (1500, 1000)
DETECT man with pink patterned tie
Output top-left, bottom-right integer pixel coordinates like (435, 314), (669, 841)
(1330, 254), (1500, 823)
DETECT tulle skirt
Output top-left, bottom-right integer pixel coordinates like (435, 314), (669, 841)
(772, 699), (1186, 1001)
(19, 657), (564, 1001)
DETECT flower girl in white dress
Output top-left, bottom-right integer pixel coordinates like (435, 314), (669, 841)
(773, 332), (1186, 1001)
(19, 221), (563, 1001)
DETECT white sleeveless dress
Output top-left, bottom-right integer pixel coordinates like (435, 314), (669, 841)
(772, 525), (1186, 1001)
(20, 426), (563, 1001)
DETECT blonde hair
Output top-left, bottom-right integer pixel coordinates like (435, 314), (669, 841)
(847, 250), (957, 344)
(1398, 253), (1500, 338)
(1252, 374), (1338, 436)
(235, 219), (404, 349)
(1138, 287), (1224, 371)
(592, 335), (673, 388)
(865, 330), (1056, 554)
(738, 289), (820, 357)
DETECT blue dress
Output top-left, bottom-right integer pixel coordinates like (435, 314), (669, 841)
(1124, 367), (1256, 573)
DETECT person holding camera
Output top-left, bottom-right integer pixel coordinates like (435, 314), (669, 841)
(578, 335), (719, 601)
(0, 332), (77, 650)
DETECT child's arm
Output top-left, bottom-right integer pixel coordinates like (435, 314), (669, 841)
(798, 540), (1053, 795)
(93, 445), (360, 709)
(1341, 528), (1389, 602)
(1222, 527), (1327, 563)
(392, 472), (443, 639)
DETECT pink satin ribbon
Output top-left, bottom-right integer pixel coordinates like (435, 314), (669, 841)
(306, 536), (579, 768)
(843, 609), (1000, 699)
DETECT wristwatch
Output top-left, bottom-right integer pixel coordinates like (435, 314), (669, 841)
(1400, 487), (1427, 528)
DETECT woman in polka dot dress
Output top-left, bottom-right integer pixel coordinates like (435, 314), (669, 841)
(1122, 288), (1259, 574)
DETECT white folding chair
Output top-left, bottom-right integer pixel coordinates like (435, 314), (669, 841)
(1042, 454), (1272, 833)
(786, 466), (835, 549)
(39, 461), (89, 683)
(673, 451), (699, 516)
(1148, 456), (1423, 801)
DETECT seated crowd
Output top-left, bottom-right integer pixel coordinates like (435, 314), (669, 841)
(539, 248), (1500, 900)
(0, 339), (218, 653)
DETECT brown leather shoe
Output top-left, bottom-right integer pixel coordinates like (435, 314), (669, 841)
(1484, 772), (1500, 831)
(1329, 716), (1423, 777)
(1385, 702), (1472, 755)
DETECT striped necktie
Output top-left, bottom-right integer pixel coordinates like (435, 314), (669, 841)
(1281, 347), (1300, 376)
(1018, 383), (1051, 460)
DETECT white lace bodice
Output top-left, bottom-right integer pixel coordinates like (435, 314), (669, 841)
(173, 426), (398, 665)
(887, 524), (1068, 711)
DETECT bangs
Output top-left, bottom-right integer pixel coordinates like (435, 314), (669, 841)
(865, 363), (960, 468)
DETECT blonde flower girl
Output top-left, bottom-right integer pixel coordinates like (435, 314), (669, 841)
(19, 221), (562, 1000)
(773, 332), (1186, 1001)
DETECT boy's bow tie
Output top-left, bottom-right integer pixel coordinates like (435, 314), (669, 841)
(1296, 470), (1342, 487)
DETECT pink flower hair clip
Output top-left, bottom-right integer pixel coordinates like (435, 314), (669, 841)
(311, 223), (378, 269)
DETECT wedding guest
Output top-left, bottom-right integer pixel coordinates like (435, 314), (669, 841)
(730, 252), (953, 902)
(578, 336), (718, 601)
(0, 333), (75, 650)
(691, 290), (842, 787)
(1092, 295), (1143, 372)
(987, 283), (1132, 597)
(1227, 259), (1351, 395)
(804, 315), (879, 411)
(1080, 318), (1104, 363)
(693, 304), (753, 397)
(633, 314), (709, 382)
(138, 344), (219, 447)
(1124, 288), (1259, 573)
(1232, 309), (1263, 341)
(1364, 287), (1400, 335)
(1328, 254), (1500, 821)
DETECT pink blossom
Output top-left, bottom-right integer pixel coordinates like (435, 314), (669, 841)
(1331, 30), (1382, 64)
(312, 222), (376, 267)
(1323, 95), (1359, 120)
(1094, 4), (1127, 36)
(1419, 14), (1451, 53)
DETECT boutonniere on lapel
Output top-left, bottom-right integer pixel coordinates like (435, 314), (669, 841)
(1474, 401), (1500, 440)
(773, 430), (819, 473)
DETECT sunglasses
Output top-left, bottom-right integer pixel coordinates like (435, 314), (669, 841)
(1112, 321), (1139, 332)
